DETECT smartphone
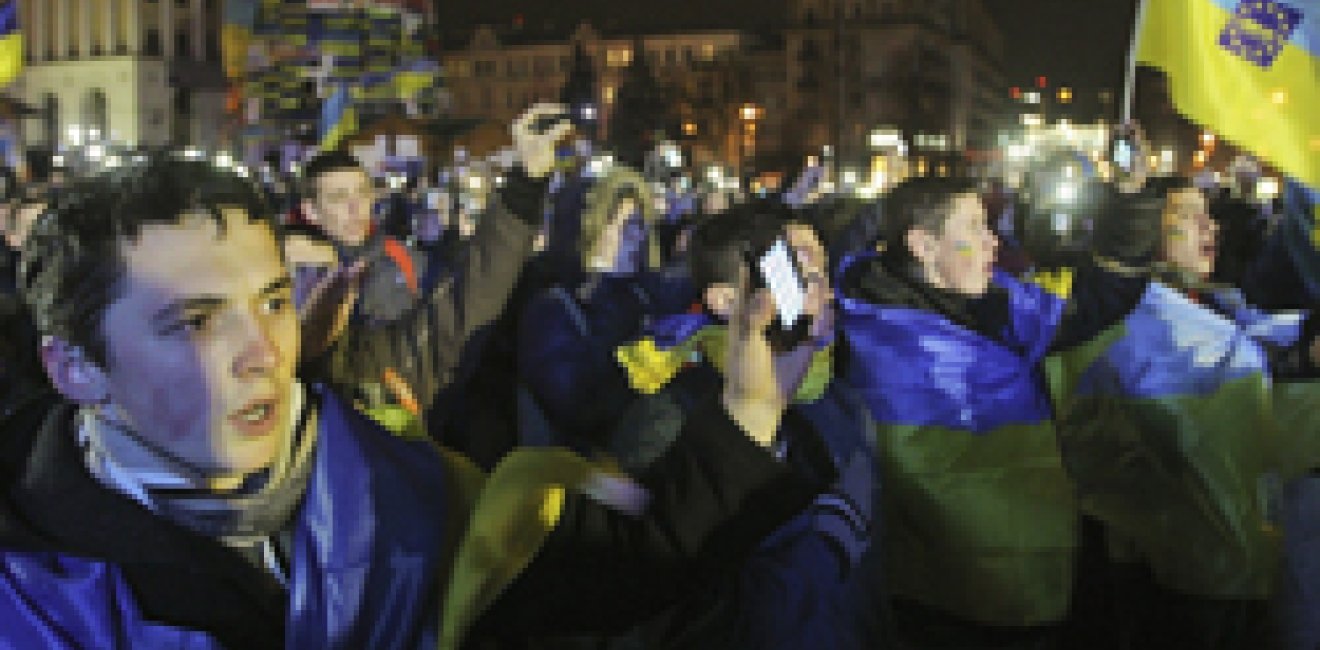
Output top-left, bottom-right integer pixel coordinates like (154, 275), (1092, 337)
(529, 112), (571, 135)
(747, 237), (814, 352)
(1112, 139), (1133, 173)
(1109, 129), (1140, 176)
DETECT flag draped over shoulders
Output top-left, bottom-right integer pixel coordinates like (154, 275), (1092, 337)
(836, 255), (1077, 625)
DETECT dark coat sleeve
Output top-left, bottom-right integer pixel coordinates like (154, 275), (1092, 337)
(470, 397), (822, 639)
(315, 169), (546, 409)
(1049, 256), (1150, 353)
(516, 284), (645, 446)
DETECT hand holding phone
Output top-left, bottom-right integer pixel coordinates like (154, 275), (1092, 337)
(747, 237), (814, 352)
(512, 103), (575, 178)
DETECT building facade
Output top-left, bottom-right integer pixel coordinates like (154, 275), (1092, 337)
(14, 0), (228, 151)
(785, 0), (1005, 169)
(442, 23), (760, 164)
(443, 23), (746, 125)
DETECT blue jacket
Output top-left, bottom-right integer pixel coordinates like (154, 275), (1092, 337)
(0, 388), (458, 649)
(518, 271), (697, 448)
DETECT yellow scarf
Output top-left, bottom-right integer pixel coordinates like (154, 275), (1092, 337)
(616, 325), (834, 403)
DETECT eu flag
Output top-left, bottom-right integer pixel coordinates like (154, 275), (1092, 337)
(1136, 0), (1320, 189)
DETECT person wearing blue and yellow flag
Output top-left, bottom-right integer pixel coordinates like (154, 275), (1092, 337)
(0, 154), (827, 648)
(606, 205), (884, 649)
(835, 176), (1151, 649)
(1047, 176), (1320, 650)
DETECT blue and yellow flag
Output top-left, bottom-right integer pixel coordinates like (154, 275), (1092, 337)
(1135, 0), (1320, 188)
(221, 0), (257, 80)
(0, 0), (23, 86)
(319, 84), (357, 151)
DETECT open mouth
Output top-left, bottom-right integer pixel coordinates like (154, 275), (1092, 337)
(229, 398), (279, 436)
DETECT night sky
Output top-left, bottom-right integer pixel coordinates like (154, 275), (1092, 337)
(436, 0), (1140, 89)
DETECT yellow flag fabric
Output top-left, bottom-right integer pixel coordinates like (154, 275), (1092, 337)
(0, 0), (22, 86)
(1135, 0), (1320, 188)
(319, 84), (357, 151)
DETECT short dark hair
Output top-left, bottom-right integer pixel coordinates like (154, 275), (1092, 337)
(880, 176), (978, 268)
(686, 200), (791, 291)
(20, 152), (275, 367)
(302, 149), (364, 196)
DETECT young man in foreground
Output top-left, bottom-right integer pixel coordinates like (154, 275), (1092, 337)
(0, 150), (821, 648)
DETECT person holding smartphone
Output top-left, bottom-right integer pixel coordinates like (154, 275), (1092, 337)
(587, 204), (882, 650)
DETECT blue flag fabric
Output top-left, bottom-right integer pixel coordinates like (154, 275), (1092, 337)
(1073, 283), (1298, 400)
(836, 256), (1065, 433)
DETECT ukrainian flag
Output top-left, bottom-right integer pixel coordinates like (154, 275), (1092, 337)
(837, 255), (1079, 625)
(1135, 0), (1320, 188)
(221, 0), (257, 80)
(320, 84), (357, 151)
(0, 0), (23, 86)
(1046, 281), (1320, 599)
(394, 59), (439, 101)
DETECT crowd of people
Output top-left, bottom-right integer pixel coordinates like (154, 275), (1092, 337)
(0, 102), (1318, 650)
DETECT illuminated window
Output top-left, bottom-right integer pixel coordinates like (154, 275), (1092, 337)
(607, 48), (632, 67)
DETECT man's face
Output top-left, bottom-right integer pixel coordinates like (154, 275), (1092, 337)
(97, 209), (298, 479)
(1162, 188), (1217, 279)
(917, 193), (998, 296)
(312, 168), (375, 247)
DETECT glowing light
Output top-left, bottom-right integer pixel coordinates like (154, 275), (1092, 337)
(1200, 132), (1216, 147)
(1257, 177), (1280, 200)
(1055, 182), (1077, 203)
(682, 121), (697, 136)
(1270, 89), (1287, 105)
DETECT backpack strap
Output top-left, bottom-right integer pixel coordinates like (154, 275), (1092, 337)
(381, 237), (419, 295)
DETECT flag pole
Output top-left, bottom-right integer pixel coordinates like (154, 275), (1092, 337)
(1121, 0), (1149, 123)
